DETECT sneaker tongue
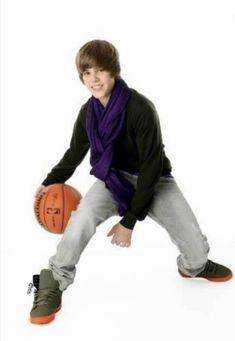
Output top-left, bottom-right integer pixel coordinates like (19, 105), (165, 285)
(33, 275), (40, 291)
(39, 269), (59, 290)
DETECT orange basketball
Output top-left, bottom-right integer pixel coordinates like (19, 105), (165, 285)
(34, 183), (82, 234)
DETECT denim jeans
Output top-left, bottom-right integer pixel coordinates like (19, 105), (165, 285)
(49, 170), (210, 291)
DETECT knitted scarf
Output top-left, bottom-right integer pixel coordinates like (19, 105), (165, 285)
(86, 78), (135, 216)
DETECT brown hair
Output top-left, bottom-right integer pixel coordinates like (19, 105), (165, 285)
(75, 39), (121, 83)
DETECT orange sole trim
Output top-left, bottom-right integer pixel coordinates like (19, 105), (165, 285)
(30, 304), (61, 324)
(179, 271), (233, 282)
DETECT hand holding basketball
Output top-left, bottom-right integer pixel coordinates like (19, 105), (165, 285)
(34, 183), (82, 234)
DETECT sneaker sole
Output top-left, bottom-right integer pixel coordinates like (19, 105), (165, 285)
(179, 270), (233, 282)
(30, 304), (61, 324)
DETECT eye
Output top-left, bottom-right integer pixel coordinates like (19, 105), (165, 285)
(83, 70), (89, 76)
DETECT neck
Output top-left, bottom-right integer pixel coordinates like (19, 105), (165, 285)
(99, 96), (109, 108)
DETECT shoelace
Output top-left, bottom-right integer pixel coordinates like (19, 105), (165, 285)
(27, 283), (35, 294)
(203, 260), (218, 275)
(27, 275), (39, 294)
(32, 288), (59, 307)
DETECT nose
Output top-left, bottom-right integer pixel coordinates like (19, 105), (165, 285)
(91, 70), (100, 83)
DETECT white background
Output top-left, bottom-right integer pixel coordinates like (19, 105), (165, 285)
(1, 0), (235, 340)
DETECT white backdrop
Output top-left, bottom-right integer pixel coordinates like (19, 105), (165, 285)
(1, 0), (235, 340)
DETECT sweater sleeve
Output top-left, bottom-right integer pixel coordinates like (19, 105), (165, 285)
(42, 105), (90, 186)
(119, 101), (164, 230)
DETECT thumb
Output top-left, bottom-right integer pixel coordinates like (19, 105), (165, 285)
(107, 227), (114, 236)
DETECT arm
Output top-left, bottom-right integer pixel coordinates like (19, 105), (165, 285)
(119, 101), (164, 229)
(42, 104), (90, 186)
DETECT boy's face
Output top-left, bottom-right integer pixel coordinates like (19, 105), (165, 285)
(82, 67), (115, 107)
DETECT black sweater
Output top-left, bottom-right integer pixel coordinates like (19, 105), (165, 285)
(42, 88), (172, 229)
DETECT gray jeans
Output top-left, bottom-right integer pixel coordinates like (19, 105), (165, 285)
(49, 170), (210, 291)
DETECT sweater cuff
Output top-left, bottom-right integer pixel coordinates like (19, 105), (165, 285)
(41, 179), (54, 186)
(119, 211), (138, 230)
(41, 176), (64, 187)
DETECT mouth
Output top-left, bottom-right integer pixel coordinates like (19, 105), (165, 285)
(92, 85), (103, 91)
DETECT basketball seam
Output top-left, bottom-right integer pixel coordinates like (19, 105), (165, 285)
(43, 189), (51, 233)
(61, 184), (65, 233)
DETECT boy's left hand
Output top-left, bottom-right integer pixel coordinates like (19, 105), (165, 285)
(107, 223), (132, 247)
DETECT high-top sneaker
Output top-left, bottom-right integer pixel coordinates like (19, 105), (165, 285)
(28, 269), (62, 324)
(178, 259), (233, 282)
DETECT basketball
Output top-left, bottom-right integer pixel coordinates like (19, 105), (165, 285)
(34, 183), (82, 234)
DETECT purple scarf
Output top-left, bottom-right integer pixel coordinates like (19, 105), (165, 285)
(86, 78), (135, 216)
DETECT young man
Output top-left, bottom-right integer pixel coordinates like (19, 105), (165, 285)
(29, 39), (233, 324)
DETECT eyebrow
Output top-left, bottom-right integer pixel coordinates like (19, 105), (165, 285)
(84, 66), (102, 71)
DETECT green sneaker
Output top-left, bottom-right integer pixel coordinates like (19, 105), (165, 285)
(28, 269), (62, 324)
(178, 259), (233, 282)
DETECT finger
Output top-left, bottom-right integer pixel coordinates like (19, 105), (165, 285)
(119, 242), (127, 247)
(35, 188), (43, 198)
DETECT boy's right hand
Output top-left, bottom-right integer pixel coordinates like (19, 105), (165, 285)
(34, 185), (45, 198)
